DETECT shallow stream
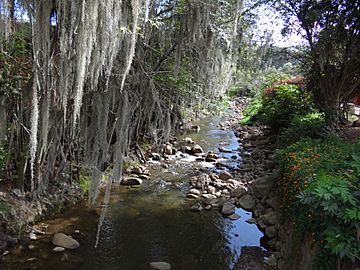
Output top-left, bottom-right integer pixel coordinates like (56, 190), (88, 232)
(3, 114), (265, 270)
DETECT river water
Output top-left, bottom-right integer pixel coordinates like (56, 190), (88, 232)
(2, 115), (265, 270)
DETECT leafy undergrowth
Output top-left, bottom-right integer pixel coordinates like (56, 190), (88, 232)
(277, 137), (360, 268)
(241, 76), (360, 269)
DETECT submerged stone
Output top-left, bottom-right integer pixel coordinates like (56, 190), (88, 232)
(149, 262), (171, 270)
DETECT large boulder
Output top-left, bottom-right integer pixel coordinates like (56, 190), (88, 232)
(52, 233), (79, 249)
(252, 170), (280, 198)
(261, 211), (279, 225)
(238, 194), (256, 211)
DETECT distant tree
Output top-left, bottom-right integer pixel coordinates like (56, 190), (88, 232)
(278, 0), (360, 123)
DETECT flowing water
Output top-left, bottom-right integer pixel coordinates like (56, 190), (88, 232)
(2, 115), (265, 270)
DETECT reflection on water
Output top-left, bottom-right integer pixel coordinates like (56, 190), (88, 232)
(2, 115), (264, 270)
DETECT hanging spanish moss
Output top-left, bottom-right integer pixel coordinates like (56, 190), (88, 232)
(0, 0), (244, 246)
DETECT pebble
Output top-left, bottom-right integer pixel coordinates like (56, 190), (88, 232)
(28, 245), (35, 250)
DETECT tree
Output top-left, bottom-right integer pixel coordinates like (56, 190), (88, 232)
(278, 0), (360, 123)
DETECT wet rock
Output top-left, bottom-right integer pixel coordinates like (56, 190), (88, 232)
(52, 233), (80, 249)
(221, 202), (235, 215)
(252, 170), (280, 197)
(180, 146), (192, 154)
(138, 174), (150, 180)
(131, 167), (143, 174)
(149, 262), (172, 270)
(238, 194), (256, 211)
(245, 218), (256, 224)
(202, 194), (217, 200)
(186, 194), (199, 199)
(265, 226), (277, 238)
(151, 153), (161, 161)
(26, 257), (38, 262)
(188, 189), (201, 195)
(219, 147), (232, 153)
(230, 187), (247, 198)
(190, 174), (210, 189)
(262, 211), (279, 225)
(53, 246), (66, 253)
(190, 203), (203, 212)
(29, 233), (37, 240)
(207, 186), (216, 195)
(227, 213), (240, 220)
(191, 144), (203, 154)
(121, 177), (142, 186)
(204, 205), (212, 210)
(28, 245), (35, 250)
(164, 144), (174, 155)
(205, 152), (218, 162)
(219, 171), (233, 180)
(3, 250), (9, 256)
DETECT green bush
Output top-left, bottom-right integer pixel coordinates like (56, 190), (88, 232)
(240, 95), (263, 125)
(257, 83), (314, 129)
(277, 112), (326, 146)
(277, 137), (360, 268)
(78, 175), (91, 194)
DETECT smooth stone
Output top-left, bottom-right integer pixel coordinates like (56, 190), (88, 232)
(121, 177), (142, 186)
(190, 203), (203, 212)
(186, 193), (199, 199)
(221, 202), (235, 215)
(265, 226), (277, 238)
(219, 147), (232, 153)
(219, 171), (233, 180)
(204, 205), (212, 210)
(3, 250), (9, 256)
(191, 144), (203, 154)
(252, 170), (280, 197)
(238, 194), (256, 211)
(138, 174), (150, 180)
(131, 167), (143, 174)
(149, 262), (171, 270)
(29, 233), (37, 240)
(262, 211), (279, 225)
(164, 145), (173, 155)
(188, 189), (201, 195)
(26, 257), (38, 262)
(183, 137), (194, 144)
(28, 245), (35, 250)
(230, 187), (247, 198)
(53, 246), (66, 253)
(227, 214), (240, 220)
(245, 218), (257, 224)
(202, 194), (217, 200)
(52, 233), (80, 250)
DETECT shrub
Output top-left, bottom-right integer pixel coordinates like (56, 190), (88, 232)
(257, 82), (314, 129)
(240, 95), (262, 125)
(277, 112), (326, 146)
(277, 138), (360, 268)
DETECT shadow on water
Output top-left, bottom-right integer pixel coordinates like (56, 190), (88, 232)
(2, 114), (264, 270)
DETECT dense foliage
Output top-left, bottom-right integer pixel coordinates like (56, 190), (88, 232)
(277, 138), (360, 268)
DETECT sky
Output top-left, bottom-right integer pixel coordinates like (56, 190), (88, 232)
(255, 5), (307, 48)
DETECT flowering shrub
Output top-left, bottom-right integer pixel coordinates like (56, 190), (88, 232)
(258, 82), (314, 129)
(278, 137), (360, 268)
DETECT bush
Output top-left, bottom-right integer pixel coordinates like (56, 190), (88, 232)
(277, 112), (326, 146)
(240, 95), (262, 125)
(277, 137), (360, 268)
(257, 82), (314, 129)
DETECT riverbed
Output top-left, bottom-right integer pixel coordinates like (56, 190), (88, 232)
(2, 111), (267, 270)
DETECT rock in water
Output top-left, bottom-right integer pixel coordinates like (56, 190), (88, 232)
(52, 233), (80, 250)
(221, 202), (235, 215)
(238, 194), (256, 211)
(149, 262), (171, 270)
(191, 144), (203, 154)
(121, 177), (142, 186)
(53, 246), (66, 253)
